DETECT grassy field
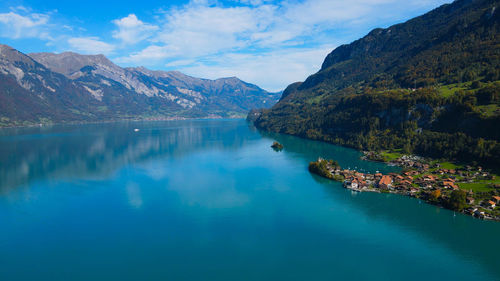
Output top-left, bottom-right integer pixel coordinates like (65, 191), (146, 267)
(306, 94), (327, 105)
(476, 104), (500, 118)
(459, 182), (495, 192)
(434, 160), (499, 192)
(439, 161), (462, 170)
(438, 83), (469, 97)
(458, 173), (500, 192)
(380, 150), (403, 161)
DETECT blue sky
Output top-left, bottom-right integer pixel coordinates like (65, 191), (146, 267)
(0, 0), (451, 91)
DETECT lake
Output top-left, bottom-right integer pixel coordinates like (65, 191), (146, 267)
(0, 119), (499, 280)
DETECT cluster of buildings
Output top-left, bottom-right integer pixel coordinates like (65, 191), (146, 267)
(388, 155), (430, 170)
(319, 156), (499, 220)
(333, 167), (462, 195)
(467, 196), (500, 219)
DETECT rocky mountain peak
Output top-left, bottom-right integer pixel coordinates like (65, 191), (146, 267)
(0, 44), (38, 67)
(0, 44), (280, 127)
(29, 51), (119, 78)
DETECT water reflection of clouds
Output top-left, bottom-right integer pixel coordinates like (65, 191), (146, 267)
(168, 172), (250, 209)
(87, 137), (106, 156)
(127, 163), (251, 211)
(142, 165), (170, 181)
(126, 183), (143, 209)
(0, 120), (248, 195)
(190, 186), (249, 209)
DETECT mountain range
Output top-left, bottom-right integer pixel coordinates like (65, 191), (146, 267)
(0, 45), (280, 127)
(253, 0), (500, 167)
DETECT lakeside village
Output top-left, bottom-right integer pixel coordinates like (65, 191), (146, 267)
(308, 152), (500, 221)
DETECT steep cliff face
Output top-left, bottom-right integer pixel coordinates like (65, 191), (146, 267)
(254, 0), (500, 166)
(0, 45), (280, 126)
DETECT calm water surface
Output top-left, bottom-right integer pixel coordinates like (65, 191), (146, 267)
(0, 119), (499, 281)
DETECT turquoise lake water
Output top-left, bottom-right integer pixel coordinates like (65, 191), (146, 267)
(0, 119), (499, 280)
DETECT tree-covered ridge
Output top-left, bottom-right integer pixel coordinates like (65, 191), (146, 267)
(294, 0), (499, 95)
(254, 0), (500, 168)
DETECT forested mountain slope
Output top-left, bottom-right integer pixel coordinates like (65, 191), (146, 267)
(254, 0), (500, 167)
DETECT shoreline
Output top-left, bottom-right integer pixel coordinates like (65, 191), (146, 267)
(0, 116), (246, 130)
(308, 157), (500, 221)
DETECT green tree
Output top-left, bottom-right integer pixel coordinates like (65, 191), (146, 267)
(448, 190), (467, 211)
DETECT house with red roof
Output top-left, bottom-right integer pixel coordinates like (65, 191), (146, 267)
(378, 175), (393, 189)
(486, 200), (496, 209)
(443, 181), (459, 190)
(424, 175), (437, 182)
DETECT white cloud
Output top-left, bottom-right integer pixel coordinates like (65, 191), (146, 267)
(0, 11), (51, 39)
(112, 14), (158, 45)
(237, 0), (272, 6)
(164, 59), (197, 67)
(12, 6), (31, 13)
(115, 45), (171, 64)
(67, 37), (115, 55)
(0, 0), (451, 91)
(142, 0), (450, 91)
(114, 3), (274, 63)
(177, 46), (335, 92)
(118, 0), (451, 61)
(154, 3), (275, 57)
(115, 0), (443, 90)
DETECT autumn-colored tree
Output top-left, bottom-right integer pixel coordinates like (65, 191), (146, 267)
(430, 189), (441, 201)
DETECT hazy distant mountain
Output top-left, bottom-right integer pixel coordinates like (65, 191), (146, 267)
(0, 45), (280, 127)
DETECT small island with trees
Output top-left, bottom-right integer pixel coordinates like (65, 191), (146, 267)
(271, 141), (284, 151)
(309, 156), (500, 221)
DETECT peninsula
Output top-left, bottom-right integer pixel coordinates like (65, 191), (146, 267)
(309, 155), (500, 221)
